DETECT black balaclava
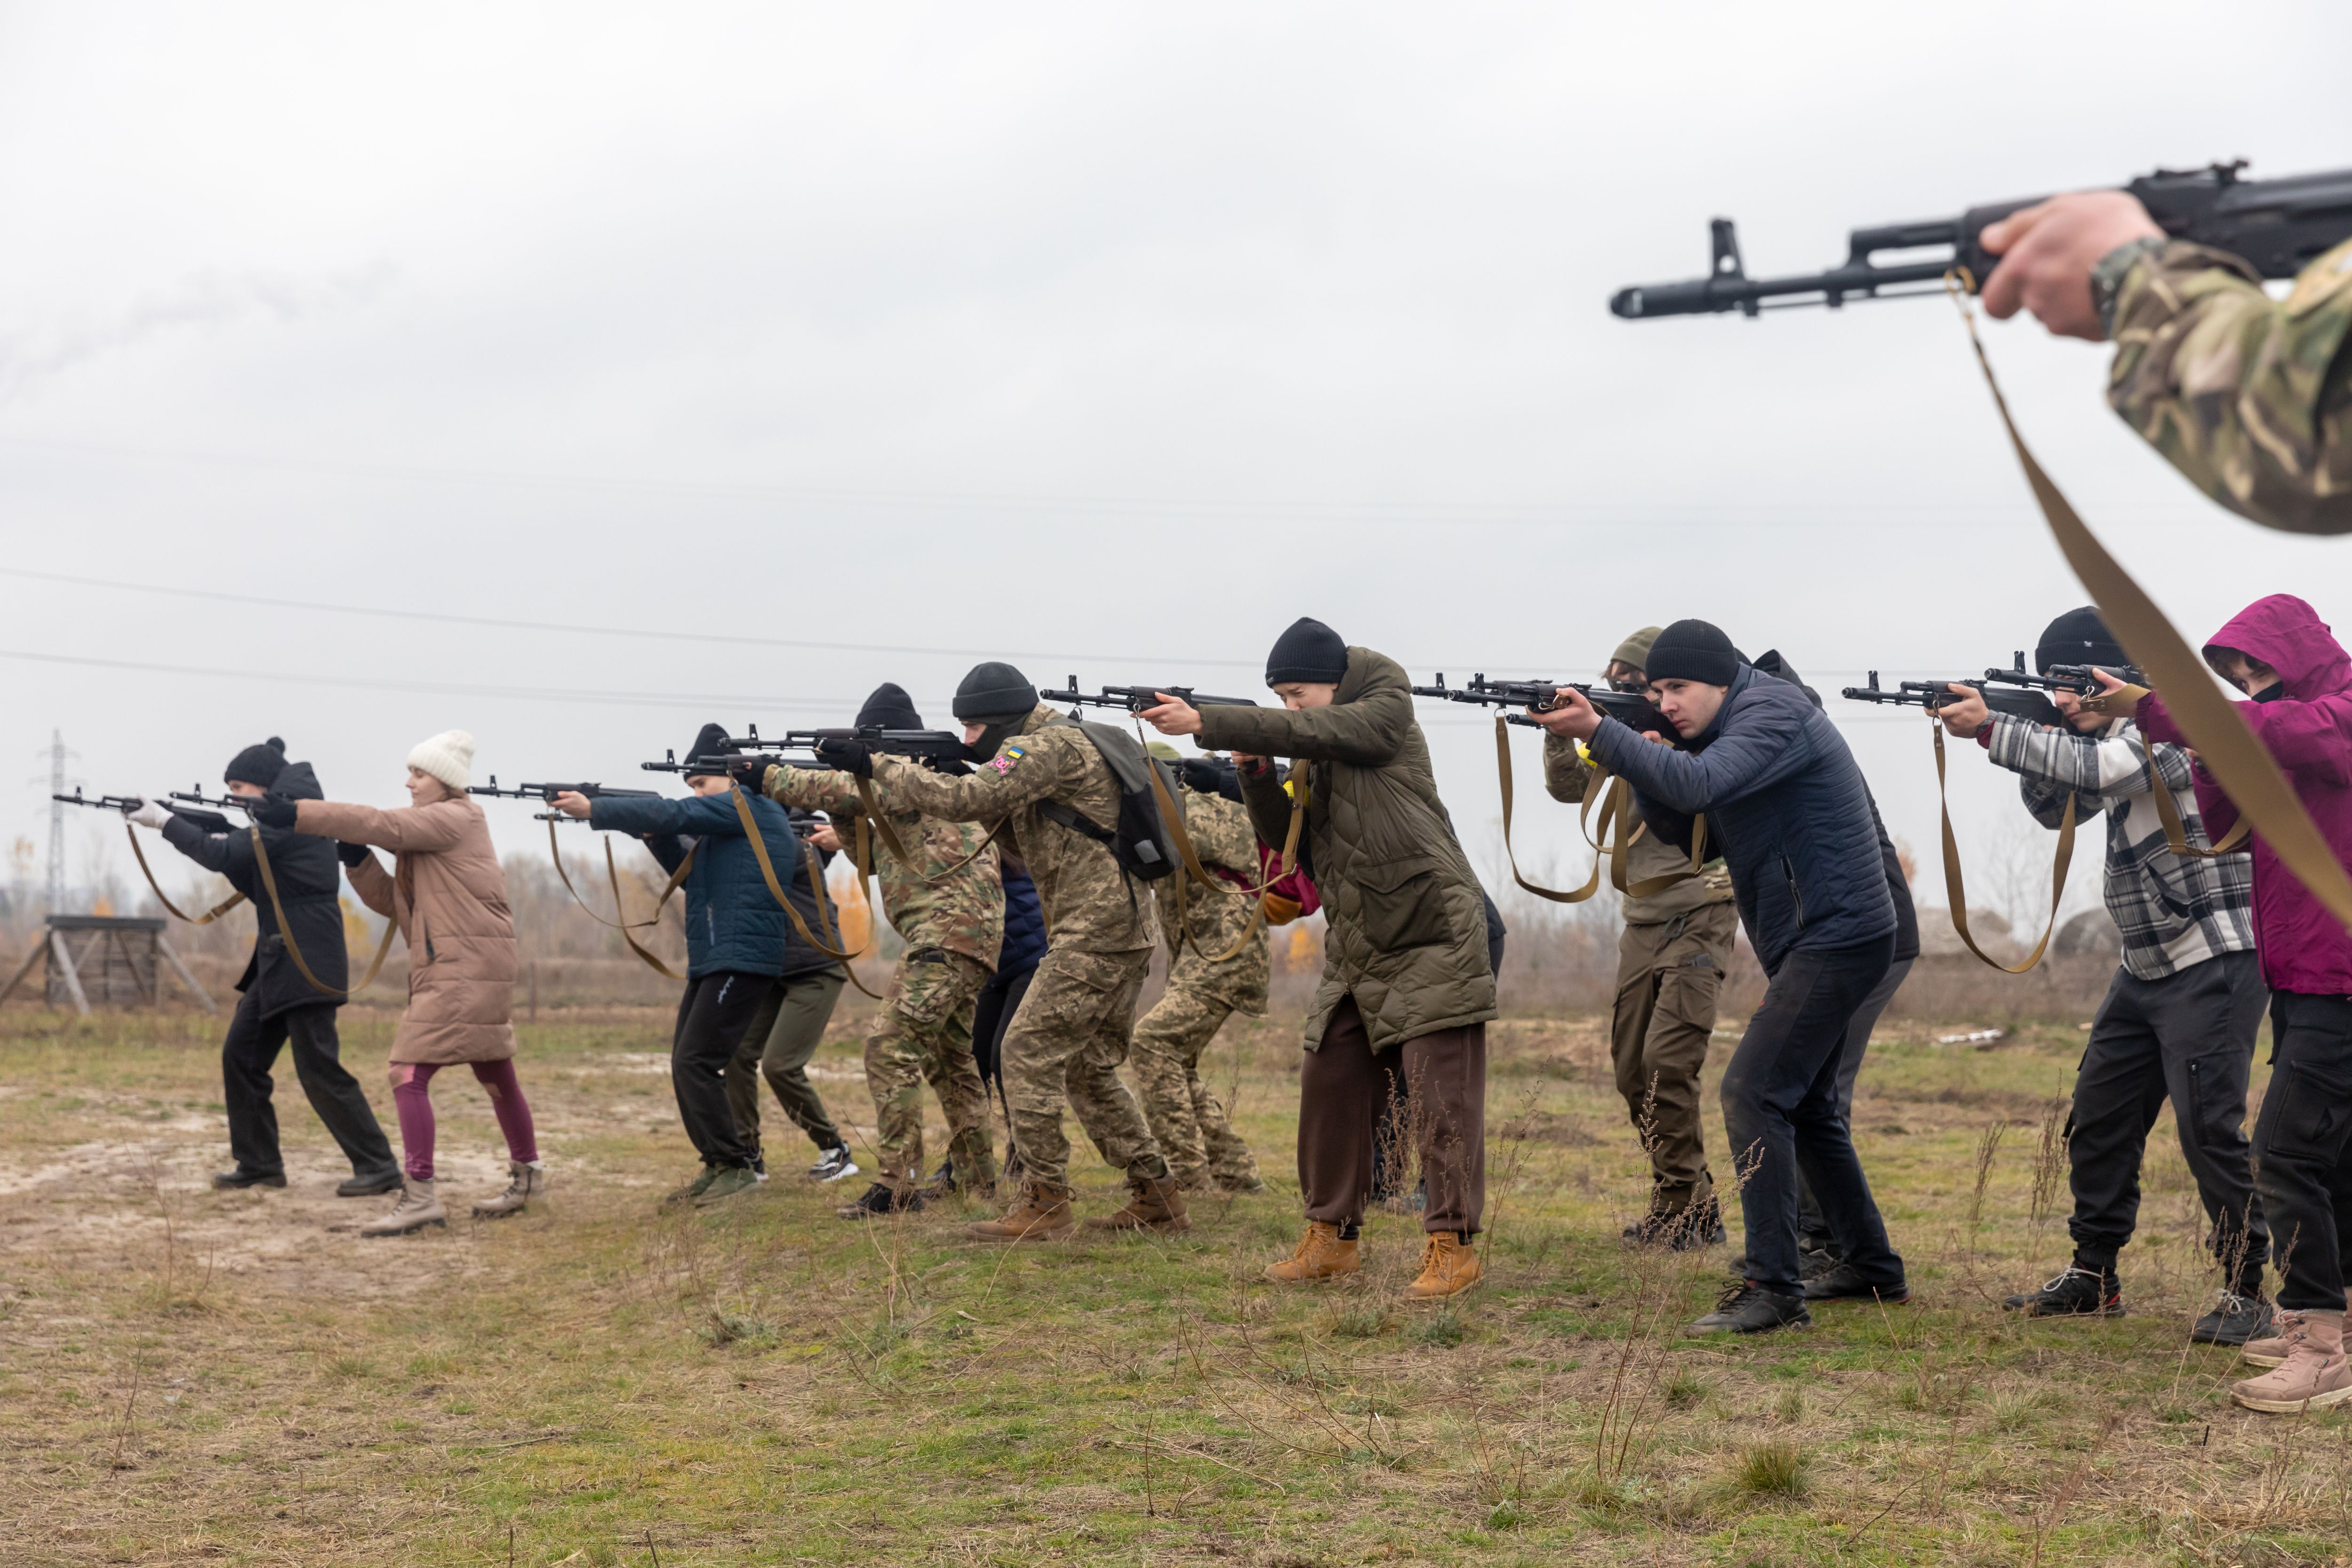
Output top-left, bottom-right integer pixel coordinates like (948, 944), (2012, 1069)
(683, 721), (736, 779)
(856, 681), (924, 732)
(1645, 620), (1740, 686)
(954, 661), (1037, 763)
(2036, 606), (2130, 674)
(1264, 617), (1349, 687)
(225, 737), (288, 790)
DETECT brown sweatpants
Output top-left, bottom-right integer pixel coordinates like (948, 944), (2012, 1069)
(1299, 995), (1487, 1236)
(1611, 901), (1736, 1213)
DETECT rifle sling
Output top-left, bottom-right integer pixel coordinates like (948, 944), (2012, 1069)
(544, 816), (696, 980)
(2129, 730), (2255, 858)
(246, 828), (398, 998)
(1948, 272), (2352, 933)
(1494, 714), (1705, 904)
(1146, 748), (1306, 963)
(728, 788), (884, 998)
(1932, 718), (2075, 973)
(125, 823), (246, 924)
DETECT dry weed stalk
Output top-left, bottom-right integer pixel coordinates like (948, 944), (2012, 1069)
(2026, 1096), (2069, 1228)
(2026, 1413), (2119, 1568)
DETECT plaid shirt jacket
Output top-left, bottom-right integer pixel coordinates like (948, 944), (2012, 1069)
(1982, 713), (2255, 981)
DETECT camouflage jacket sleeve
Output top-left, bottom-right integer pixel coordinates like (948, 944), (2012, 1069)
(2107, 238), (2352, 535)
(760, 764), (862, 816)
(874, 736), (1070, 825)
(1542, 733), (1596, 804)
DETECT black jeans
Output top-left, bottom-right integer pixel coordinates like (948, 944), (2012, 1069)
(2065, 951), (2269, 1289)
(1720, 935), (1903, 1299)
(1796, 955), (1914, 1257)
(222, 992), (396, 1180)
(671, 971), (779, 1170)
(2252, 992), (2352, 1313)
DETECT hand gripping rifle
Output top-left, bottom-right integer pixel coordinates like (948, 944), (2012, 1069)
(55, 787), (256, 924)
(1040, 678), (1259, 714)
(1608, 161), (2352, 318)
(1410, 673), (1674, 736)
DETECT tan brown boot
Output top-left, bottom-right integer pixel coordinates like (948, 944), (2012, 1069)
(1084, 1174), (1192, 1234)
(472, 1160), (546, 1219)
(1263, 1221), (1361, 1282)
(967, 1182), (1075, 1243)
(359, 1178), (446, 1238)
(1405, 1232), (1483, 1299)
(2231, 1310), (2352, 1413)
(2240, 1309), (2299, 1370)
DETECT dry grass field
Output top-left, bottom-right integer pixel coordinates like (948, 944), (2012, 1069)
(0, 999), (2346, 1567)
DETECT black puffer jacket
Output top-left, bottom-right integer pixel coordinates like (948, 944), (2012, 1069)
(1592, 664), (1895, 976)
(159, 760), (348, 1016)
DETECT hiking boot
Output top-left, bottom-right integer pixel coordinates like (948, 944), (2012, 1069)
(1083, 1174), (1192, 1234)
(837, 1181), (923, 1220)
(968, 1182), (1075, 1243)
(693, 1166), (760, 1208)
(1216, 1174), (1268, 1195)
(2241, 1307), (2305, 1370)
(1264, 1222), (1361, 1283)
(1405, 1232), (1483, 1299)
(1802, 1261), (1911, 1305)
(2002, 1266), (2122, 1319)
(662, 1165), (722, 1209)
(471, 1160), (546, 1219)
(1686, 1282), (1811, 1336)
(2230, 1312), (2352, 1414)
(336, 1168), (402, 1198)
(213, 1169), (286, 1191)
(1623, 1200), (1726, 1251)
(359, 1178), (446, 1237)
(2192, 1292), (2273, 1348)
(1796, 1236), (1837, 1281)
(807, 1145), (859, 1184)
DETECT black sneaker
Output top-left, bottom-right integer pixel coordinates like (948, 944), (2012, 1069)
(806, 1145), (859, 1184)
(1623, 1208), (1728, 1252)
(2190, 1292), (2273, 1346)
(212, 1169), (286, 1190)
(2002, 1266), (2123, 1318)
(1797, 1237), (1837, 1281)
(1802, 1260), (1911, 1304)
(1686, 1282), (1811, 1336)
(335, 1168), (403, 1197)
(835, 1181), (923, 1220)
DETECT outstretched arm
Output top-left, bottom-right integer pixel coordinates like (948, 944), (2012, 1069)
(1194, 686), (1410, 766)
(1586, 701), (1806, 814)
(296, 797), (471, 852)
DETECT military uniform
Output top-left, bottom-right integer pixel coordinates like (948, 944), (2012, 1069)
(876, 704), (1169, 1194)
(763, 765), (1003, 1192)
(1544, 732), (1737, 1222)
(2107, 236), (2352, 536)
(1133, 786), (1267, 1193)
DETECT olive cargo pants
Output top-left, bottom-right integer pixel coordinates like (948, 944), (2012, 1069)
(1611, 902), (1738, 1215)
(863, 949), (996, 1191)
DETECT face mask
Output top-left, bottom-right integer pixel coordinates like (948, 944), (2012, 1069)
(964, 719), (1019, 764)
(2251, 683), (2284, 703)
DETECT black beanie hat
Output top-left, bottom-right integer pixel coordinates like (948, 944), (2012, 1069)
(856, 681), (923, 732)
(1264, 617), (1349, 687)
(2036, 606), (2129, 674)
(953, 661), (1036, 722)
(1645, 620), (1740, 686)
(225, 737), (288, 790)
(683, 721), (736, 777)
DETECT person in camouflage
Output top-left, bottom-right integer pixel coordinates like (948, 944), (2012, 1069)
(1977, 191), (2352, 535)
(824, 661), (1187, 1242)
(753, 682), (1004, 1220)
(1542, 628), (1738, 1248)
(1131, 744), (1266, 1195)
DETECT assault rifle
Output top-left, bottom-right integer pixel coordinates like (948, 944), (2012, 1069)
(1041, 679), (1258, 714)
(643, 726), (968, 777)
(1841, 673), (2064, 726)
(1982, 657), (2147, 696)
(168, 787), (265, 814)
(1608, 161), (2352, 319)
(470, 777), (662, 823)
(54, 787), (240, 834)
(1411, 673), (1674, 736)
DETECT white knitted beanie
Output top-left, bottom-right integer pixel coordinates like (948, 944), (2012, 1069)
(406, 730), (475, 792)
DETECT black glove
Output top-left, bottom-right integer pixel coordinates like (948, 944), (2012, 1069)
(920, 755), (974, 776)
(1178, 757), (1227, 794)
(814, 738), (873, 780)
(251, 796), (299, 829)
(726, 754), (771, 788)
(336, 841), (373, 868)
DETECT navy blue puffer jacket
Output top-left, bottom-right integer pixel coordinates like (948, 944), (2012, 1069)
(1590, 664), (1894, 975)
(590, 788), (817, 979)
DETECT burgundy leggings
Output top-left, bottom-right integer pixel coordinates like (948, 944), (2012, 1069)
(389, 1060), (538, 1181)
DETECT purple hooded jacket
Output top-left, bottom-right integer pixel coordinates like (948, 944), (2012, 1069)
(2139, 593), (2352, 995)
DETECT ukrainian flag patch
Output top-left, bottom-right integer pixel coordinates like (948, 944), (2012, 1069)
(990, 743), (1028, 774)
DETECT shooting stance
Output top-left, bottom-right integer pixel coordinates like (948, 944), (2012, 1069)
(754, 683), (1004, 1218)
(262, 730), (542, 1235)
(1150, 617), (1497, 1300)
(1542, 627), (1737, 1250)
(128, 739), (398, 1195)
(850, 661), (1187, 1241)
(1540, 621), (1904, 1334)
(1935, 608), (2269, 1343)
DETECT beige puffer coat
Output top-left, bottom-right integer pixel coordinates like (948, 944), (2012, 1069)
(296, 795), (518, 1065)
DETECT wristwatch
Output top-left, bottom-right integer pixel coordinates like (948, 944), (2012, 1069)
(2091, 236), (2168, 340)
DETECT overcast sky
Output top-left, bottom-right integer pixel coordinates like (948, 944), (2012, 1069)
(2, 2), (2346, 928)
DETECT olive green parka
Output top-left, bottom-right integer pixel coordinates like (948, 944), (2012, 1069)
(1193, 647), (1496, 1051)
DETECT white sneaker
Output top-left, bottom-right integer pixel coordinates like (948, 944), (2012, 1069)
(807, 1145), (859, 1183)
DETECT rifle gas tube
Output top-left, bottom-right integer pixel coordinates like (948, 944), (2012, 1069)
(1610, 161), (2352, 319)
(1041, 680), (1258, 715)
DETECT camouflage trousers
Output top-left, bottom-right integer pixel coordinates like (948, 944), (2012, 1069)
(867, 949), (996, 1191)
(1000, 947), (1163, 1190)
(1128, 980), (1260, 1192)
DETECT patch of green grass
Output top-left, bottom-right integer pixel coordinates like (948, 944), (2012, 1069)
(1406, 1306), (1466, 1347)
(1734, 1441), (1809, 1497)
